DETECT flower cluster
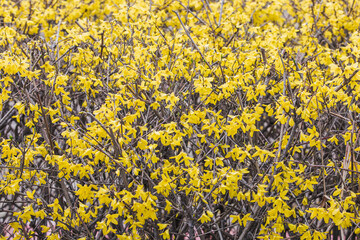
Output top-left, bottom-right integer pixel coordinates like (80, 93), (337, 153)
(0, 0), (360, 239)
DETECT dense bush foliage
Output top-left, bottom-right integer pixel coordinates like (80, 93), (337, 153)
(1, 0), (360, 239)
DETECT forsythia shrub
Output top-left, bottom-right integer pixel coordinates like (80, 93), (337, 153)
(0, 0), (360, 239)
